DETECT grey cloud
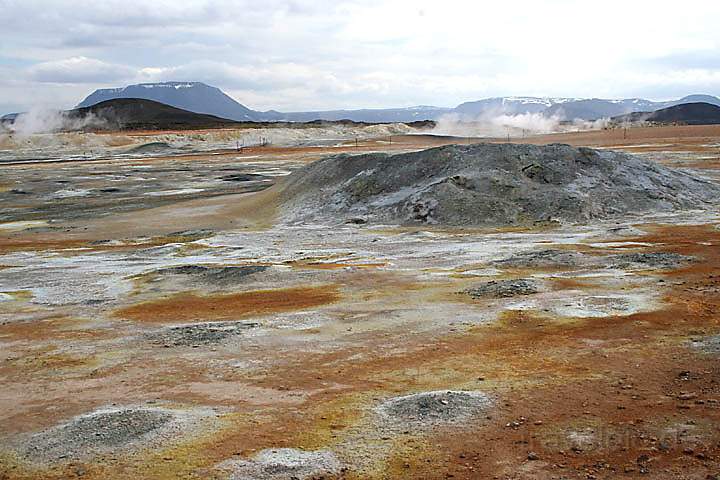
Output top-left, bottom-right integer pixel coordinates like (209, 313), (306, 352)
(0, 0), (719, 114)
(28, 57), (137, 84)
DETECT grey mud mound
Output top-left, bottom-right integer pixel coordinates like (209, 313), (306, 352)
(157, 265), (268, 286)
(21, 407), (175, 462)
(607, 252), (693, 270)
(147, 321), (260, 346)
(218, 448), (342, 480)
(377, 390), (491, 428)
(464, 279), (539, 298)
(494, 249), (585, 268)
(279, 143), (720, 226)
(124, 141), (174, 154)
(494, 249), (693, 271)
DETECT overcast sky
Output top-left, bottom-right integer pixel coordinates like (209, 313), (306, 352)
(1, 0), (719, 114)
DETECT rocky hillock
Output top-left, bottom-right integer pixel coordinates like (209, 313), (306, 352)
(279, 143), (720, 226)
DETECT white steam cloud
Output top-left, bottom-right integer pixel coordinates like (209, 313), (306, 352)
(6, 108), (107, 136)
(432, 111), (610, 138)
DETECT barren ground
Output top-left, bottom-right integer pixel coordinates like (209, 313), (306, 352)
(1, 125), (719, 479)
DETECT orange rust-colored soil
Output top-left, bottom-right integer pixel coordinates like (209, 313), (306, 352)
(0, 316), (110, 343)
(201, 224), (720, 480)
(114, 285), (341, 323)
(2, 224), (720, 480)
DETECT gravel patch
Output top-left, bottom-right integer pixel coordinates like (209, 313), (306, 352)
(146, 321), (260, 346)
(494, 249), (586, 268)
(690, 335), (720, 355)
(552, 295), (647, 318)
(495, 250), (693, 272)
(218, 448), (342, 480)
(607, 252), (693, 270)
(463, 279), (539, 299)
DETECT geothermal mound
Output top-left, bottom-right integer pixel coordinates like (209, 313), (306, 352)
(279, 143), (720, 226)
(21, 407), (175, 461)
(377, 390), (492, 428)
(219, 448), (342, 480)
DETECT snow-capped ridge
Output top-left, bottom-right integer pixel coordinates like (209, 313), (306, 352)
(71, 81), (720, 124)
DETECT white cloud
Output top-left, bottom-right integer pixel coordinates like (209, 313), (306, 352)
(0, 0), (719, 113)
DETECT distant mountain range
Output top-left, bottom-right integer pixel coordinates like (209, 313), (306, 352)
(71, 99), (437, 131)
(1, 98), (438, 133)
(417, 94), (720, 121)
(24, 82), (720, 124)
(74, 82), (449, 123)
(278, 105), (454, 123)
